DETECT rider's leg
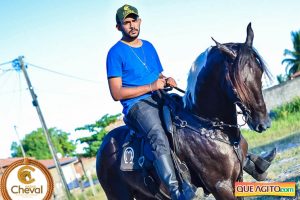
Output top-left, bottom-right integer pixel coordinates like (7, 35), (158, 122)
(126, 96), (195, 200)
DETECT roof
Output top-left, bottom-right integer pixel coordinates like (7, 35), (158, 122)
(0, 157), (26, 168)
(0, 157), (78, 170)
(39, 157), (78, 169)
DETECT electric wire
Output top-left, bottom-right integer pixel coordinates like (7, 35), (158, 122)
(0, 71), (14, 91)
(0, 60), (12, 67)
(16, 72), (24, 130)
(26, 62), (103, 84)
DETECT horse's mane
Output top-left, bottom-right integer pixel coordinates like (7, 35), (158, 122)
(183, 47), (211, 108)
(229, 44), (269, 110)
(183, 44), (269, 111)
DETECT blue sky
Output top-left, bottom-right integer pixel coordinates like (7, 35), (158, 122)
(0, 0), (299, 158)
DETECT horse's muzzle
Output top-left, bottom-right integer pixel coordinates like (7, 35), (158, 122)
(254, 118), (271, 133)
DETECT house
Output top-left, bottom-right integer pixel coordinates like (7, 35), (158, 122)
(39, 157), (78, 199)
(74, 157), (96, 178)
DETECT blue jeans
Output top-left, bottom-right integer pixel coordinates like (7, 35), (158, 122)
(126, 95), (170, 159)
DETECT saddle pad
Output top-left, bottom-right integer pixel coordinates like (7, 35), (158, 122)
(120, 135), (145, 171)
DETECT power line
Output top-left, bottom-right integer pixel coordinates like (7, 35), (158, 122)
(26, 62), (102, 84)
(1, 69), (15, 73)
(0, 60), (12, 67)
(0, 70), (14, 90)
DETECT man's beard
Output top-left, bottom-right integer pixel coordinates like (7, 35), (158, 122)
(123, 29), (140, 39)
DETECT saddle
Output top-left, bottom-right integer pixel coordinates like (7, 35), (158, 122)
(120, 93), (185, 172)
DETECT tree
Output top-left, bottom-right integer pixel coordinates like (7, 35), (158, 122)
(75, 113), (121, 157)
(11, 128), (76, 159)
(276, 74), (288, 84)
(282, 30), (300, 77)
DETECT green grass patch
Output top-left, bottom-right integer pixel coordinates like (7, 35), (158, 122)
(242, 111), (300, 150)
(71, 184), (107, 200)
(271, 97), (300, 120)
(243, 97), (300, 149)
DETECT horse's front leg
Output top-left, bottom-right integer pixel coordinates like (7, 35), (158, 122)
(240, 135), (248, 161)
(211, 179), (237, 200)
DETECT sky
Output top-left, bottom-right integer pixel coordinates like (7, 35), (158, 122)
(0, 0), (299, 159)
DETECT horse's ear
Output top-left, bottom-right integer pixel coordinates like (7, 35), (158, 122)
(211, 37), (237, 60)
(245, 23), (254, 47)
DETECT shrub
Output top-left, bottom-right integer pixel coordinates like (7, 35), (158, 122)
(270, 97), (300, 120)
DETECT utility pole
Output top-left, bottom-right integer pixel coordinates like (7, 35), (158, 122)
(13, 125), (26, 158)
(17, 56), (72, 199)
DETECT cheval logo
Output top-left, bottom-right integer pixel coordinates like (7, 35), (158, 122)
(1, 158), (54, 200)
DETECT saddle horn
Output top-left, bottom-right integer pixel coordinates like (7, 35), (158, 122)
(245, 22), (254, 47)
(211, 37), (237, 60)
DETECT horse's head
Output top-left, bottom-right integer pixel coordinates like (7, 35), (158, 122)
(213, 23), (271, 133)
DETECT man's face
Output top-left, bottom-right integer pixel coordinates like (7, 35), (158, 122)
(118, 14), (141, 39)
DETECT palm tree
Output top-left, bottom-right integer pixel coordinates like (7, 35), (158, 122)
(282, 30), (300, 78)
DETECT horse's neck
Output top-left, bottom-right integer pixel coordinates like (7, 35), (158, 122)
(184, 48), (239, 128)
(193, 89), (237, 125)
(193, 56), (237, 124)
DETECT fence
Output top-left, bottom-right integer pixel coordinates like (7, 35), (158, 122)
(263, 76), (300, 111)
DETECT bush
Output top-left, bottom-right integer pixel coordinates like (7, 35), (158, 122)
(270, 97), (300, 120)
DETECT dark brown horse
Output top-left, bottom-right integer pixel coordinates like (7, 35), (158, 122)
(96, 23), (271, 200)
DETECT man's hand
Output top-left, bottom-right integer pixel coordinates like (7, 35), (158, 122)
(165, 77), (177, 87)
(151, 78), (166, 91)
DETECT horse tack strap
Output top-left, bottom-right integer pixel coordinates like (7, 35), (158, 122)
(232, 135), (244, 181)
(173, 115), (232, 145)
(233, 146), (244, 181)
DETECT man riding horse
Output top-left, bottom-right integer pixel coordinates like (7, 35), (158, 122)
(105, 4), (276, 200)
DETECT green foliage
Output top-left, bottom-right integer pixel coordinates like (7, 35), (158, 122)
(281, 30), (300, 77)
(276, 74), (289, 84)
(271, 97), (300, 120)
(242, 98), (300, 149)
(10, 128), (76, 159)
(75, 113), (121, 157)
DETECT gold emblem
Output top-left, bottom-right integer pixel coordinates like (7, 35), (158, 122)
(17, 165), (36, 184)
(1, 158), (54, 200)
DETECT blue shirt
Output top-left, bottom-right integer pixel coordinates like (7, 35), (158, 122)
(106, 40), (163, 115)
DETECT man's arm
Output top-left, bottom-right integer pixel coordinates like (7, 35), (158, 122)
(108, 77), (166, 101)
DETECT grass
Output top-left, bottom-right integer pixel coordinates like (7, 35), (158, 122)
(242, 98), (300, 150)
(71, 184), (107, 200)
(242, 111), (300, 151)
